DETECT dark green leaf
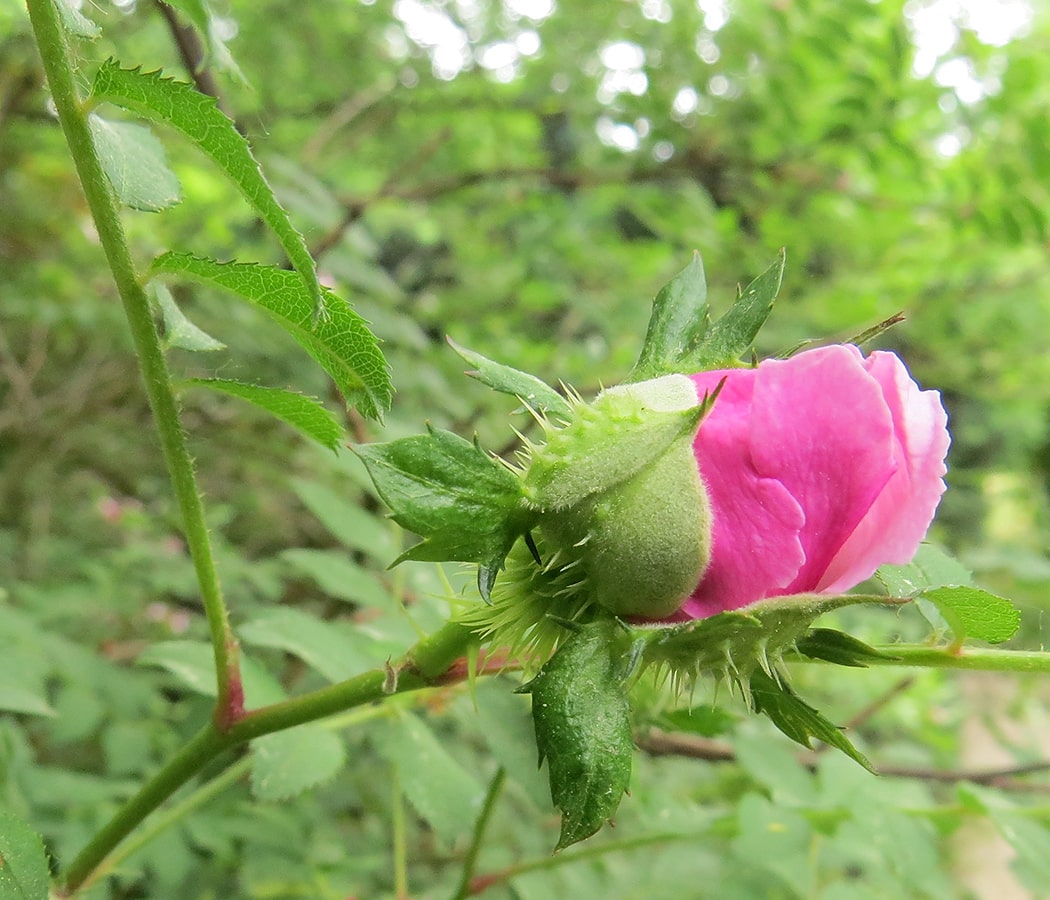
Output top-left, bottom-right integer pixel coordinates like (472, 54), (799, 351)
(151, 254), (390, 420)
(447, 337), (572, 421)
(251, 726), (346, 801)
(628, 251), (710, 381)
(518, 618), (634, 850)
(795, 628), (901, 667)
(921, 586), (1020, 645)
(0, 814), (49, 900)
(750, 669), (874, 772)
(90, 61), (321, 313)
(187, 379), (344, 452)
(354, 427), (534, 577)
(152, 283), (225, 351)
(88, 115), (181, 211)
(691, 249), (786, 367)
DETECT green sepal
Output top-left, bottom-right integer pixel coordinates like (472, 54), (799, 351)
(447, 337), (573, 422)
(690, 249), (785, 369)
(795, 628), (902, 667)
(750, 668), (874, 772)
(628, 252), (710, 382)
(517, 618), (634, 851)
(354, 428), (535, 592)
(523, 390), (708, 513)
(638, 592), (903, 684)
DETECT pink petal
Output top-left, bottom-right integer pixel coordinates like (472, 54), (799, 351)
(682, 369), (806, 617)
(750, 346), (899, 595)
(815, 351), (950, 592)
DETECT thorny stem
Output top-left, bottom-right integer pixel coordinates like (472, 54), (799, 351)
(25, 0), (241, 725)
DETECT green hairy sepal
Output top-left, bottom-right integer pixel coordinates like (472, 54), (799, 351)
(522, 375), (717, 619)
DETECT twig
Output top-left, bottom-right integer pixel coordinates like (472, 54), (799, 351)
(637, 729), (1050, 793)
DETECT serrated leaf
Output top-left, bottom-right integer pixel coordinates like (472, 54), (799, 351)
(188, 379), (343, 452)
(151, 283), (225, 351)
(90, 61), (320, 312)
(518, 619), (634, 850)
(750, 669), (873, 772)
(250, 726), (346, 801)
(876, 542), (974, 597)
(239, 607), (374, 682)
(88, 115), (181, 212)
(136, 641), (284, 706)
(373, 713), (484, 843)
(921, 586), (1020, 645)
(151, 253), (390, 420)
(355, 428), (534, 578)
(281, 549), (394, 611)
(447, 337), (572, 421)
(691, 249), (785, 367)
(0, 813), (49, 900)
(795, 628), (901, 667)
(289, 477), (397, 561)
(629, 251), (710, 381)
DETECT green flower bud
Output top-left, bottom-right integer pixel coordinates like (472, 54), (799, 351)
(523, 375), (713, 619)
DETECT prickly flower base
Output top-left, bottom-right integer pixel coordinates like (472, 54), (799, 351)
(464, 374), (717, 659)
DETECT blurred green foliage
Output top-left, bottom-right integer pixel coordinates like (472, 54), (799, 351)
(2, 0), (1050, 896)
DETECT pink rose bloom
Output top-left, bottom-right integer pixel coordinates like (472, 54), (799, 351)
(681, 344), (950, 619)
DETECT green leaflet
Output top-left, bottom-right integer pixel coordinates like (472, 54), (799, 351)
(187, 379), (344, 452)
(88, 115), (181, 212)
(90, 61), (320, 312)
(151, 253), (391, 421)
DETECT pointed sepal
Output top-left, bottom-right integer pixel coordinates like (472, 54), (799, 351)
(518, 618), (634, 850)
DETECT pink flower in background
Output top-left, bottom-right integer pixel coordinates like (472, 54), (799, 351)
(681, 345), (950, 619)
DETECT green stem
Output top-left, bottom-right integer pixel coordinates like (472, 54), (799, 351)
(59, 725), (230, 896)
(452, 767), (506, 900)
(82, 756), (252, 892)
(58, 621), (479, 896)
(25, 0), (239, 721)
(793, 644), (1050, 674)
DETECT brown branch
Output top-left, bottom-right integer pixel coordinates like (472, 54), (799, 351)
(153, 0), (245, 134)
(637, 728), (1050, 793)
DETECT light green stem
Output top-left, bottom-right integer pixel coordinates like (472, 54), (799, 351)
(452, 767), (506, 900)
(58, 621), (478, 896)
(25, 0), (239, 722)
(792, 644), (1050, 674)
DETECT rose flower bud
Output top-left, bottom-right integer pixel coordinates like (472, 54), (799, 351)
(679, 344), (950, 619)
